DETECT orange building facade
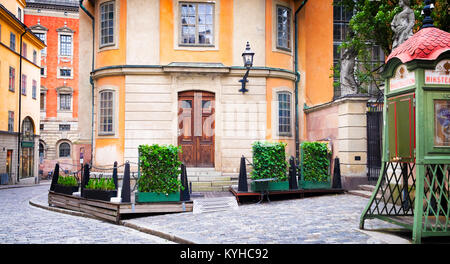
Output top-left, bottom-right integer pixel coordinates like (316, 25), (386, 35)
(79, 0), (380, 190)
(24, 0), (85, 177)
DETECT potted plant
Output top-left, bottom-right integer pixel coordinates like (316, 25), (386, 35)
(83, 178), (117, 201)
(299, 141), (332, 189)
(136, 144), (183, 203)
(250, 141), (289, 192)
(54, 175), (79, 195)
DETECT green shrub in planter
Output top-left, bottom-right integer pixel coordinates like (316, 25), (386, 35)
(300, 141), (331, 188)
(251, 141), (288, 181)
(57, 175), (78, 187)
(138, 144), (183, 195)
(85, 178), (116, 191)
(55, 175), (79, 195)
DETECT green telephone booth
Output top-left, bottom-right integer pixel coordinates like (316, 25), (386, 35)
(359, 14), (450, 243)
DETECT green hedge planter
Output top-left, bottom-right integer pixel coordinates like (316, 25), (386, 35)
(251, 180), (290, 192)
(135, 191), (180, 203)
(298, 179), (331, 189)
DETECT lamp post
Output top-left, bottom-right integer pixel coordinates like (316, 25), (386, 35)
(239, 41), (255, 94)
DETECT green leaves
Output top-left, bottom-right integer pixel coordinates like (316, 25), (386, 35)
(57, 175), (78, 187)
(85, 178), (116, 191)
(138, 144), (183, 194)
(301, 142), (331, 183)
(251, 141), (288, 181)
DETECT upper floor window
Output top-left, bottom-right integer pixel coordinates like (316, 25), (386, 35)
(21, 74), (27, 95)
(59, 94), (72, 111)
(278, 92), (291, 136)
(32, 80), (37, 99)
(22, 42), (27, 58)
(8, 111), (14, 132)
(34, 32), (46, 55)
(17, 8), (22, 22)
(276, 5), (291, 51)
(99, 90), (114, 135)
(33, 50), (37, 64)
(10, 32), (16, 51)
(100, 1), (115, 47)
(9, 67), (15, 92)
(59, 34), (72, 56)
(59, 68), (72, 78)
(179, 2), (214, 46)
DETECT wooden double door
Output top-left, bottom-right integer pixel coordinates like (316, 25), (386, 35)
(178, 91), (215, 167)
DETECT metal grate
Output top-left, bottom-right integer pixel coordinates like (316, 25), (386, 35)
(423, 164), (450, 232)
(366, 102), (383, 181)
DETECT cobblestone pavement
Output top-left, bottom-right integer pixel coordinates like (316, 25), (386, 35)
(123, 194), (409, 244)
(3, 182), (411, 244)
(0, 184), (173, 244)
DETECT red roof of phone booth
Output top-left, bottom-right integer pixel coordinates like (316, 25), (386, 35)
(386, 27), (450, 64)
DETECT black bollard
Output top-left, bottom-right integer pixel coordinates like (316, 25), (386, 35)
(238, 155), (248, 192)
(180, 163), (190, 201)
(81, 163), (90, 197)
(50, 163), (60, 192)
(289, 156), (298, 190)
(332, 157), (342, 189)
(121, 162), (131, 203)
(112, 161), (118, 190)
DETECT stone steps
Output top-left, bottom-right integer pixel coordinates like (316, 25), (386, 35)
(193, 197), (239, 214)
(348, 184), (376, 199)
(186, 168), (239, 192)
(348, 184), (383, 200)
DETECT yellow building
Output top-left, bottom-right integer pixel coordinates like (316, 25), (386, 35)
(0, 0), (45, 185)
(78, 0), (385, 191)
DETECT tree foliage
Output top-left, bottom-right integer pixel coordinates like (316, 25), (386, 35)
(333, 0), (449, 94)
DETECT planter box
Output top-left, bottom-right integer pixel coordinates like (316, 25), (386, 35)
(251, 180), (290, 192)
(298, 179), (331, 189)
(54, 184), (79, 195)
(135, 191), (180, 203)
(83, 189), (117, 201)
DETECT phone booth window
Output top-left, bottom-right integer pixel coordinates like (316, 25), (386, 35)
(434, 100), (450, 147)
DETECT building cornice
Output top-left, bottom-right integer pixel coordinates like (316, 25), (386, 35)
(92, 64), (296, 81)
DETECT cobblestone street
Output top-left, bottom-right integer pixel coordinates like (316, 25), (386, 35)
(0, 183), (172, 244)
(0, 182), (413, 244)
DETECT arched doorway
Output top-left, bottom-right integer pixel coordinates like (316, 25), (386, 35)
(21, 117), (35, 179)
(178, 91), (215, 167)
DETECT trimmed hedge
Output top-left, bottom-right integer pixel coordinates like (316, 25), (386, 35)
(251, 141), (288, 181)
(301, 141), (331, 182)
(138, 144), (183, 194)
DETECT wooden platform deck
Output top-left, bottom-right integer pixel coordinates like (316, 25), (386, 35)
(48, 191), (193, 224)
(229, 186), (346, 203)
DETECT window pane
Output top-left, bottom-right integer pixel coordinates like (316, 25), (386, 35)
(99, 91), (114, 133)
(278, 92), (291, 135)
(180, 3), (213, 45)
(100, 1), (114, 46)
(277, 6), (291, 50)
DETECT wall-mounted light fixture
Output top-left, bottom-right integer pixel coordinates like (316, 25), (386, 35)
(239, 41), (255, 94)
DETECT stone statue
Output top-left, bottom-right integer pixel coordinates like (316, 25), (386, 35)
(391, 0), (415, 50)
(340, 43), (358, 96)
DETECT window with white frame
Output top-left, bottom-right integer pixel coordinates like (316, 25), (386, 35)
(278, 92), (291, 136)
(276, 5), (291, 51)
(179, 2), (214, 46)
(34, 32), (46, 55)
(59, 68), (72, 78)
(59, 94), (72, 111)
(100, 1), (115, 47)
(9, 66), (15, 92)
(8, 111), (14, 132)
(99, 90), (114, 134)
(59, 34), (72, 56)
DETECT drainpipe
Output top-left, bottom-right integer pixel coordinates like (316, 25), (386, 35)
(79, 0), (95, 166)
(16, 29), (28, 183)
(294, 0), (307, 162)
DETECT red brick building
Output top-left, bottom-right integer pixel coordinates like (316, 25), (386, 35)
(24, 0), (84, 177)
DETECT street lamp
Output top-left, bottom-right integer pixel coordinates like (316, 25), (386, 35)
(239, 41), (255, 94)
